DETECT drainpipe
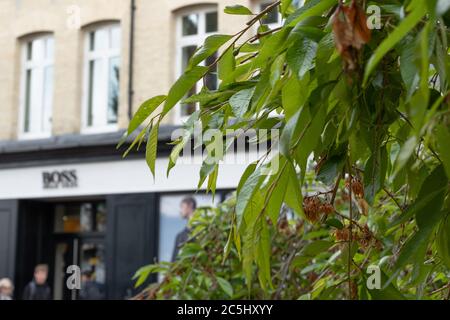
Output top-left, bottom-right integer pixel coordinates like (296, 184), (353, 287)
(128, 0), (136, 121)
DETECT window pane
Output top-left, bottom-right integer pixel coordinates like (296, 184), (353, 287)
(80, 203), (94, 232)
(87, 60), (95, 126)
(260, 3), (279, 25)
(205, 11), (218, 33)
(54, 204), (81, 233)
(43, 66), (53, 132)
(110, 26), (121, 50)
(54, 202), (107, 234)
(89, 31), (96, 51)
(24, 70), (32, 132)
(181, 46), (197, 116)
(86, 25), (120, 129)
(80, 242), (106, 291)
(28, 66), (41, 133)
(22, 36), (54, 135)
(95, 203), (107, 232)
(45, 37), (54, 60)
(182, 14), (198, 36)
(26, 42), (33, 61)
(205, 53), (218, 90)
(107, 57), (120, 124)
(92, 28), (108, 51)
(182, 45), (197, 70)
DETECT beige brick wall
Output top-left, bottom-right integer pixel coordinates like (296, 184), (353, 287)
(0, 0), (257, 140)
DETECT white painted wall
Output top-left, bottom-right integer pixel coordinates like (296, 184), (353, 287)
(0, 156), (251, 200)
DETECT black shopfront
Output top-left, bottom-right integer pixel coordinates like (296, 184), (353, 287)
(0, 131), (236, 300)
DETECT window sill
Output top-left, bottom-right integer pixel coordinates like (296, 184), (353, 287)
(18, 132), (52, 141)
(81, 124), (119, 135)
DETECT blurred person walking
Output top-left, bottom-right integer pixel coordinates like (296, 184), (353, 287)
(171, 197), (197, 262)
(79, 271), (105, 300)
(22, 264), (52, 300)
(0, 278), (14, 300)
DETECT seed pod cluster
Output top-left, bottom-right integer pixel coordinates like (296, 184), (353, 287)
(334, 227), (351, 242)
(303, 196), (335, 223)
(334, 224), (382, 250)
(346, 177), (365, 199)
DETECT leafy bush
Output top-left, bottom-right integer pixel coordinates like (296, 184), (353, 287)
(125, 0), (450, 299)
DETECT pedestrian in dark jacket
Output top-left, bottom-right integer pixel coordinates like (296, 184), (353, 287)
(171, 197), (197, 262)
(23, 264), (52, 300)
(79, 271), (105, 300)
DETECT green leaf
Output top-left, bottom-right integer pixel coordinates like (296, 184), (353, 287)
(280, 109), (302, 159)
(364, 146), (388, 204)
(363, 0), (426, 86)
(415, 165), (447, 229)
(368, 269), (406, 300)
(392, 226), (431, 274)
(284, 162), (304, 217)
(388, 165), (447, 284)
(146, 122), (159, 177)
(317, 154), (346, 185)
(326, 218), (344, 229)
(237, 163), (258, 194)
(182, 90), (234, 105)
(390, 185), (447, 228)
(162, 66), (209, 116)
(281, 0), (293, 15)
(253, 28), (291, 68)
(294, 102), (327, 170)
(236, 165), (264, 227)
(224, 5), (253, 15)
(229, 87), (255, 118)
(188, 35), (232, 70)
(287, 37), (318, 79)
(300, 240), (333, 257)
(286, 0), (336, 27)
(167, 112), (199, 176)
(437, 214), (450, 269)
(216, 276), (234, 297)
(399, 37), (419, 99)
(123, 126), (148, 158)
(127, 95), (166, 135)
(218, 46), (236, 86)
(393, 136), (417, 177)
(241, 192), (264, 289)
(133, 264), (164, 288)
(256, 219), (272, 290)
(281, 74), (310, 119)
(436, 124), (450, 178)
(266, 161), (289, 224)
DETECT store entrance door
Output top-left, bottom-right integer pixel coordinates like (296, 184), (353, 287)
(51, 201), (107, 300)
(52, 235), (106, 300)
(53, 235), (78, 300)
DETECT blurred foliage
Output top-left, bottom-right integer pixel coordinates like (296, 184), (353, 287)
(124, 0), (450, 299)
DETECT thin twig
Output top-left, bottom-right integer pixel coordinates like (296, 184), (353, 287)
(382, 187), (404, 212)
(347, 160), (353, 300)
(331, 173), (342, 205)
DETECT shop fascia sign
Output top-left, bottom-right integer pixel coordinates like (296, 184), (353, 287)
(42, 170), (78, 189)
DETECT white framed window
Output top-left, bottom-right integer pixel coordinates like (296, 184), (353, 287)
(82, 23), (121, 133)
(18, 34), (54, 139)
(258, 1), (282, 29)
(175, 6), (218, 124)
(256, 0), (304, 29)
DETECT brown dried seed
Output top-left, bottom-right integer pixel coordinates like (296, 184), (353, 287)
(320, 203), (335, 215)
(335, 227), (351, 241)
(332, 0), (371, 71)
